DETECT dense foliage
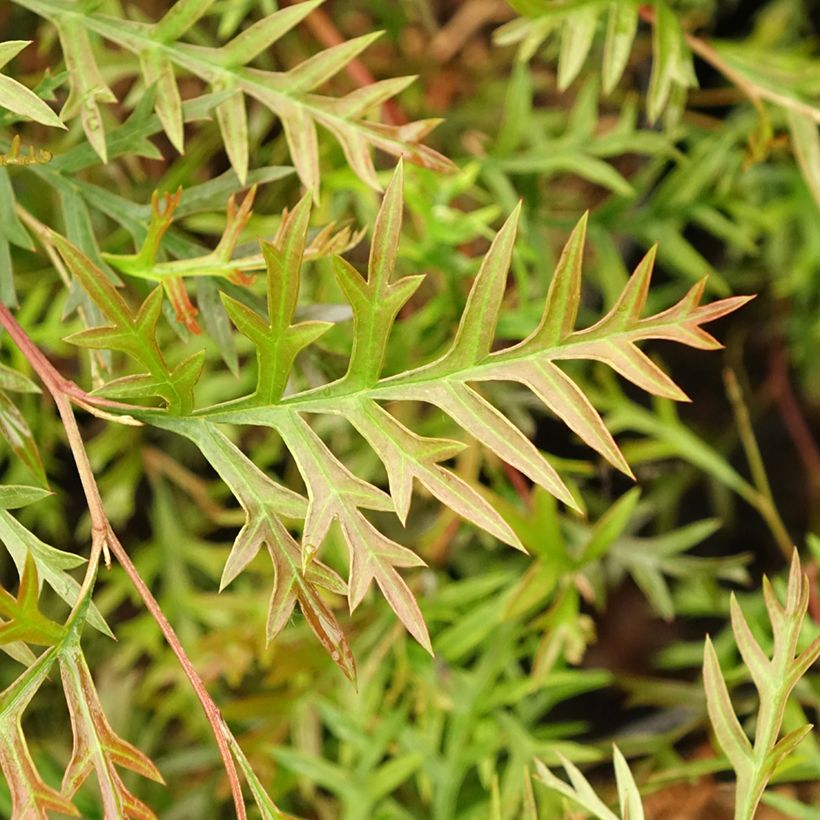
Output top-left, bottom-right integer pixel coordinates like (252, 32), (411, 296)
(0, 1), (818, 818)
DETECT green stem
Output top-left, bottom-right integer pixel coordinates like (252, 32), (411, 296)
(724, 368), (793, 560)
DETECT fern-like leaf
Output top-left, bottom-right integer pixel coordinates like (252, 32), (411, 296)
(60, 636), (165, 819)
(704, 551), (820, 820)
(68, 164), (749, 672)
(14, 0), (453, 189)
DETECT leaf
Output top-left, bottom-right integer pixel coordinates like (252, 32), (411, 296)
(0, 391), (47, 487)
(0, 41), (65, 128)
(647, 1), (687, 124)
(0, 510), (111, 637)
(0, 552), (66, 647)
(579, 487), (640, 562)
(54, 234), (201, 414)
(787, 110), (820, 208)
(146, 415), (356, 680)
(332, 162), (424, 389)
(557, 6), (600, 91)
(0, 486), (51, 510)
(120, 167), (748, 668)
(28, 0), (453, 188)
(705, 552), (820, 819)
(0, 363), (39, 395)
(221, 193), (332, 404)
(613, 746), (644, 820)
(602, 3), (638, 94)
(703, 635), (753, 772)
(60, 638), (164, 819)
(0, 646), (79, 818)
(57, 18), (117, 162)
(534, 755), (619, 820)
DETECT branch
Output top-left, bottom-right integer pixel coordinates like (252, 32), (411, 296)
(0, 303), (249, 820)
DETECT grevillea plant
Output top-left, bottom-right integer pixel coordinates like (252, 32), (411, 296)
(534, 552), (820, 820)
(49, 161), (751, 670)
(0, 0), (817, 817)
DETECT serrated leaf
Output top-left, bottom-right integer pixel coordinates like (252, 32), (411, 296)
(125, 166), (749, 671)
(0, 552), (66, 647)
(60, 639), (164, 819)
(0, 644), (79, 818)
(0, 510), (111, 637)
(34, 2), (453, 189)
(57, 18), (117, 162)
(334, 163), (421, 388)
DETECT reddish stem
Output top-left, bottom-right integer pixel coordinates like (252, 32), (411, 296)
(502, 461), (532, 510)
(768, 341), (820, 506)
(0, 303), (248, 820)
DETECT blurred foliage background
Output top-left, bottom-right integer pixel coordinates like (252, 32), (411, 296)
(0, 0), (818, 817)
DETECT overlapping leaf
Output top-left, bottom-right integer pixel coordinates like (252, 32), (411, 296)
(0, 559), (161, 818)
(498, 0), (696, 123)
(12, 0), (453, 190)
(52, 231), (204, 415)
(69, 162), (749, 672)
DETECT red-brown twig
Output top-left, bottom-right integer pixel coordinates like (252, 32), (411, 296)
(0, 302), (248, 820)
(768, 341), (820, 506)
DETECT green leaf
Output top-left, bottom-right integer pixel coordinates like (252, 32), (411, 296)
(613, 746), (644, 820)
(0, 552), (66, 646)
(0, 364), (41, 393)
(579, 487), (640, 562)
(54, 234), (201, 414)
(57, 18), (117, 162)
(121, 168), (748, 668)
(534, 754), (619, 820)
(333, 162), (424, 389)
(647, 1), (686, 124)
(0, 486), (51, 510)
(222, 194), (331, 404)
(557, 6), (600, 91)
(0, 41), (65, 128)
(0, 510), (111, 637)
(602, 2), (638, 94)
(0, 390), (47, 487)
(703, 635), (753, 772)
(787, 110), (820, 208)
(22, 0), (453, 188)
